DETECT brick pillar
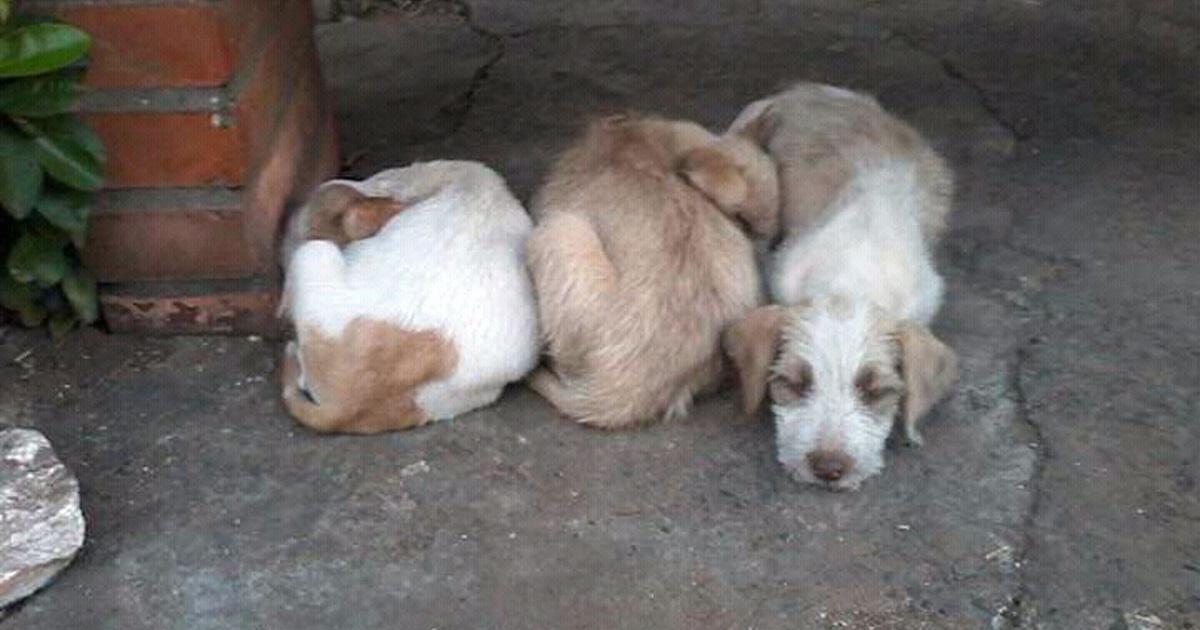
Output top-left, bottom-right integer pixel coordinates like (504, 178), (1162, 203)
(22, 0), (339, 335)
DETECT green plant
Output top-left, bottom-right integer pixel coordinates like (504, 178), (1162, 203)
(0, 2), (105, 338)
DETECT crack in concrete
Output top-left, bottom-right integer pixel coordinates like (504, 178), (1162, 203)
(999, 340), (1048, 628)
(891, 32), (1033, 143)
(439, 0), (506, 134)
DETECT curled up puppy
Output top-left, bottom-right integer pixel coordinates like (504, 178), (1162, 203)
(724, 83), (959, 490)
(279, 161), (539, 434)
(526, 114), (779, 428)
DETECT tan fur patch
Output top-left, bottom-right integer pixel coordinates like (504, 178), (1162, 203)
(281, 319), (458, 434)
(340, 197), (407, 241)
(304, 184), (407, 246)
(895, 320), (958, 444)
(723, 305), (788, 415)
(678, 145), (749, 210)
(743, 86), (953, 242)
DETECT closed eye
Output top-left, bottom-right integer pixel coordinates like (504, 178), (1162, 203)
(855, 366), (900, 406)
(769, 362), (813, 406)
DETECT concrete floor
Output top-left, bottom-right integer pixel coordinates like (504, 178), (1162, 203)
(3, 1), (1199, 628)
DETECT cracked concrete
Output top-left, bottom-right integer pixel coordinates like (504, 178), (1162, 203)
(3, 1), (1198, 628)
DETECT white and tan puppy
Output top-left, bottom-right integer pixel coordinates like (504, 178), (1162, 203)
(280, 161), (539, 434)
(526, 114), (779, 429)
(724, 83), (958, 489)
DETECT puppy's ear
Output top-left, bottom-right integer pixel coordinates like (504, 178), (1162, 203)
(678, 145), (749, 212)
(305, 184), (365, 243)
(723, 305), (788, 415)
(896, 321), (959, 445)
(733, 102), (777, 148)
(341, 197), (407, 241)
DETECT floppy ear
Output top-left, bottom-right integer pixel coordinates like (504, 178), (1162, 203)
(341, 197), (407, 241)
(722, 305), (788, 415)
(677, 145), (748, 213)
(731, 101), (777, 148)
(304, 184), (365, 243)
(896, 321), (959, 445)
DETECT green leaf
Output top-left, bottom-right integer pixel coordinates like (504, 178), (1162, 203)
(0, 2), (10, 26)
(7, 227), (67, 286)
(35, 185), (89, 248)
(61, 266), (96, 323)
(15, 114), (104, 191)
(0, 122), (42, 218)
(0, 69), (85, 116)
(47, 310), (77, 339)
(0, 272), (46, 326)
(3, 15), (60, 32)
(0, 23), (90, 78)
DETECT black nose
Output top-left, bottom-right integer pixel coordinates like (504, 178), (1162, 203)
(807, 451), (852, 482)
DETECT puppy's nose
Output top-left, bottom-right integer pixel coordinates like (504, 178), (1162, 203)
(807, 451), (852, 482)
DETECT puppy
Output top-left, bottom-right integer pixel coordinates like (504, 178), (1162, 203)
(724, 83), (958, 489)
(526, 115), (779, 429)
(280, 161), (539, 433)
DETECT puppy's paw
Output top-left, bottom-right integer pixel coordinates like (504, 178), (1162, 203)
(903, 425), (925, 447)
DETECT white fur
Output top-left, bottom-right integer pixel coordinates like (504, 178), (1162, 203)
(283, 161), (540, 420)
(769, 161), (945, 324)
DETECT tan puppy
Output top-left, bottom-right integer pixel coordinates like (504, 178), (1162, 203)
(526, 115), (779, 429)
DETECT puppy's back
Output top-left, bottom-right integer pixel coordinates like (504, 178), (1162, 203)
(528, 117), (763, 426)
(735, 83), (953, 242)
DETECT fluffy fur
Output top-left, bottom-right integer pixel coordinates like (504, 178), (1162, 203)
(724, 83), (958, 489)
(526, 115), (779, 429)
(280, 161), (540, 433)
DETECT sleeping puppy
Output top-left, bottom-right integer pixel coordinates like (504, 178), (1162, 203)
(724, 83), (958, 490)
(526, 114), (779, 429)
(280, 161), (539, 434)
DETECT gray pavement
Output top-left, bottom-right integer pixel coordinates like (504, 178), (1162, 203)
(2, 1), (1198, 628)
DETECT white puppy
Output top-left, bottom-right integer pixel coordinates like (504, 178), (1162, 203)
(724, 83), (959, 490)
(280, 161), (539, 434)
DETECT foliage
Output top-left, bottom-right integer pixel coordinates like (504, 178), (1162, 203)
(0, 6), (104, 338)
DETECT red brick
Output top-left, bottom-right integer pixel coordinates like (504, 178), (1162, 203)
(100, 279), (280, 336)
(83, 190), (257, 282)
(74, 0), (322, 189)
(85, 112), (247, 188)
(81, 87), (337, 282)
(49, 5), (232, 88)
(24, 0), (290, 89)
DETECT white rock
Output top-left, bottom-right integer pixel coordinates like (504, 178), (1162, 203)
(0, 428), (85, 609)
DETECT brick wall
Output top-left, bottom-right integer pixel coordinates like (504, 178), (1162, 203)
(22, 0), (339, 335)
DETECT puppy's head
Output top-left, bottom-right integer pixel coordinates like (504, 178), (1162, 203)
(677, 133), (780, 242)
(304, 184), (408, 245)
(723, 299), (958, 490)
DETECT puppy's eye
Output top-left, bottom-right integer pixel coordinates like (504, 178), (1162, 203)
(769, 362), (813, 405)
(855, 367), (897, 405)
